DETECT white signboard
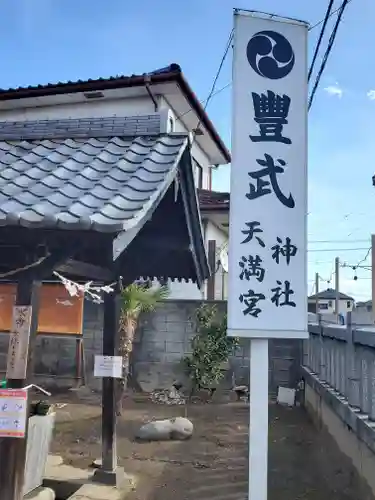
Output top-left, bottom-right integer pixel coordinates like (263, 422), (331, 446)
(228, 12), (308, 339)
(0, 389), (28, 438)
(94, 355), (123, 378)
(6, 306), (32, 379)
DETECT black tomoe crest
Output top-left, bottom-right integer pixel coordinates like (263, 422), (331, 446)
(246, 30), (295, 80)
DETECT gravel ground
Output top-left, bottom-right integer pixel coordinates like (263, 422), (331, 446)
(49, 391), (374, 500)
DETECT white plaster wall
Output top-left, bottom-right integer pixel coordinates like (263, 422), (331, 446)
(0, 94), (212, 191)
(167, 279), (203, 300)
(159, 96), (211, 190)
(205, 221), (228, 300)
(309, 299), (354, 315)
(166, 221), (228, 301)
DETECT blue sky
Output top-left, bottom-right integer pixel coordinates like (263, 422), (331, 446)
(0, 0), (374, 299)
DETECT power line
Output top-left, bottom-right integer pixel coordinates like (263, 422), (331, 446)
(340, 247), (372, 270)
(318, 271), (335, 283)
(309, 0), (353, 31)
(309, 260), (337, 264)
(192, 29), (233, 143)
(178, 82), (231, 120)
(308, 247), (369, 253)
(356, 247), (372, 267)
(342, 264), (371, 270)
(308, 0), (351, 110)
(345, 277), (372, 280)
(308, 0), (335, 81)
(309, 239), (370, 244)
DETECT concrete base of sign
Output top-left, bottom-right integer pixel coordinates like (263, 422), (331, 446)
(24, 487), (55, 500)
(92, 466), (127, 487)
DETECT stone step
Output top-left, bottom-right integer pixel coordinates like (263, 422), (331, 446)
(24, 487), (55, 500)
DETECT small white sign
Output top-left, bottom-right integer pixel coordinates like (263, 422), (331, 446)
(94, 355), (123, 378)
(0, 389), (28, 438)
(6, 306), (32, 379)
(228, 12), (308, 339)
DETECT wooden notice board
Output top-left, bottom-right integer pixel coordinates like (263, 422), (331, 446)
(0, 284), (84, 335)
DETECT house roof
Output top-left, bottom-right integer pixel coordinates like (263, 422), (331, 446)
(0, 64), (231, 164)
(356, 300), (371, 307)
(0, 116), (210, 284)
(0, 128), (189, 233)
(308, 287), (355, 301)
(198, 189), (230, 212)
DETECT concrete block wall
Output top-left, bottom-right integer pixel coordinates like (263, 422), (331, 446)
(0, 332), (78, 389)
(132, 300), (302, 395)
(0, 299), (302, 395)
(303, 368), (375, 497)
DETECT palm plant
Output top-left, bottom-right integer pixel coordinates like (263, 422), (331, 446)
(117, 282), (169, 412)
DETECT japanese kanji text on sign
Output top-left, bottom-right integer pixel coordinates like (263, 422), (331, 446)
(228, 14), (308, 338)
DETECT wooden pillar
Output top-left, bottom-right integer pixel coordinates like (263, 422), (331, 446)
(207, 239), (216, 300)
(93, 289), (124, 486)
(0, 276), (41, 500)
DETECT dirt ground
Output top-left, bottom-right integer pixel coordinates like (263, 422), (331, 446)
(49, 390), (374, 500)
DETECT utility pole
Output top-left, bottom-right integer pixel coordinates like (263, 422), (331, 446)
(335, 256), (340, 317)
(372, 235), (375, 323)
(315, 273), (319, 314)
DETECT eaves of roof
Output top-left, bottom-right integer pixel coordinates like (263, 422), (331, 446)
(0, 64), (231, 164)
(198, 188), (230, 212)
(308, 288), (355, 301)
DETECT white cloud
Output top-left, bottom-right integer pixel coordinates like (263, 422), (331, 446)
(323, 84), (343, 98)
(367, 90), (375, 100)
(339, 277), (371, 302)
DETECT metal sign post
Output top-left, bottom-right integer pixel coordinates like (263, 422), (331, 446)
(228, 9), (309, 499)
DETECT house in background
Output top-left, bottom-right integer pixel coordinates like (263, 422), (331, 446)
(356, 300), (372, 312)
(199, 189), (229, 300)
(166, 188), (230, 300)
(308, 288), (355, 314)
(0, 63), (231, 299)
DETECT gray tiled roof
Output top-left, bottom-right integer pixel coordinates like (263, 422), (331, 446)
(308, 287), (354, 301)
(0, 133), (188, 232)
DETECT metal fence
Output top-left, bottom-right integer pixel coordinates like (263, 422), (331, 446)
(305, 312), (375, 418)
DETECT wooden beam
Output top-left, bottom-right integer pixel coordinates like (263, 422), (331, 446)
(0, 277), (41, 500)
(127, 235), (190, 252)
(0, 248), (72, 281)
(92, 287), (124, 486)
(57, 259), (114, 281)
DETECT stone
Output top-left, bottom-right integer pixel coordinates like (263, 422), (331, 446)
(47, 455), (63, 468)
(91, 458), (102, 468)
(136, 417), (193, 441)
(24, 487), (55, 500)
(150, 386), (185, 405)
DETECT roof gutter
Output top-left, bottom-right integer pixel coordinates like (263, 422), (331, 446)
(0, 65), (231, 163)
(144, 75), (158, 112)
(172, 72), (231, 163)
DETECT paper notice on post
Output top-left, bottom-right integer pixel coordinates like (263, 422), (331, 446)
(94, 355), (123, 378)
(0, 389), (28, 438)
